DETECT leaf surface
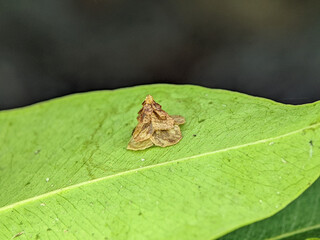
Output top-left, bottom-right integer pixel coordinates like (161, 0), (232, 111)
(220, 178), (320, 240)
(0, 84), (319, 239)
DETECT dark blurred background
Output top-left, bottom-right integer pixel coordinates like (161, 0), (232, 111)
(1, 0), (320, 110)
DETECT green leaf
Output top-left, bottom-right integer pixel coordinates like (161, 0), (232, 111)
(0, 84), (319, 240)
(220, 178), (320, 240)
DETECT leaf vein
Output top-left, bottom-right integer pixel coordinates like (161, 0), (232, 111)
(265, 223), (320, 240)
(0, 122), (319, 213)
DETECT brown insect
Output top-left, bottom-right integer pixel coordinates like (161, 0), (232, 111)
(127, 95), (185, 150)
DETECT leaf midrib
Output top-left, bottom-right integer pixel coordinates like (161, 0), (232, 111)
(1, 122), (319, 213)
(266, 223), (320, 240)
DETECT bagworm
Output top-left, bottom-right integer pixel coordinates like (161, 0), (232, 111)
(127, 95), (185, 150)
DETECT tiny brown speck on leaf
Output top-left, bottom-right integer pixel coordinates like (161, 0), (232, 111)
(12, 231), (24, 239)
(127, 95), (185, 151)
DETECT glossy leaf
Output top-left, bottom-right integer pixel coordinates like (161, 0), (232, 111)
(0, 84), (319, 240)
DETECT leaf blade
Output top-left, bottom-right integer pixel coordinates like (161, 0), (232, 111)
(0, 84), (319, 239)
